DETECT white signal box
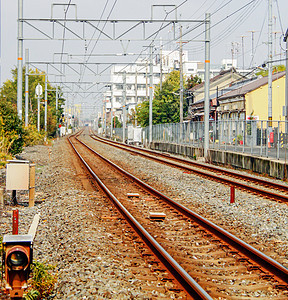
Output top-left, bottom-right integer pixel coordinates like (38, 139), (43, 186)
(6, 160), (30, 190)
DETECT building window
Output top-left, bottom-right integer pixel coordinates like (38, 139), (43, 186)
(137, 84), (146, 90)
(115, 84), (123, 90)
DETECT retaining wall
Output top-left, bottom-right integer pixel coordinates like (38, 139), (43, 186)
(149, 142), (288, 180)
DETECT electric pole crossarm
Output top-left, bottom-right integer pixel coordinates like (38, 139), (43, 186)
(115, 21), (142, 40)
(145, 21), (172, 41)
(55, 20), (84, 40)
(86, 21), (113, 40)
(23, 20), (53, 39)
(20, 18), (204, 41)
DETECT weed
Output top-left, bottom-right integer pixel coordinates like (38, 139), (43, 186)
(24, 261), (57, 300)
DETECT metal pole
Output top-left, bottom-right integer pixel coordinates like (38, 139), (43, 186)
(268, 0), (273, 128)
(122, 71), (127, 143)
(104, 99), (107, 135)
(17, 0), (23, 119)
(25, 49), (29, 127)
(284, 29), (288, 133)
(44, 66), (48, 133)
(204, 13), (211, 158)
(110, 85), (114, 138)
(37, 94), (40, 131)
(56, 85), (58, 136)
(160, 39), (163, 90)
(179, 25), (184, 143)
(56, 85), (58, 122)
(149, 45), (153, 144)
(241, 36), (245, 71)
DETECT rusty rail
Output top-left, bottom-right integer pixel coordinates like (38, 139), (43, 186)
(90, 134), (288, 203)
(76, 134), (288, 285)
(68, 134), (213, 300)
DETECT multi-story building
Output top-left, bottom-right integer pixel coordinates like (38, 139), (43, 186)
(103, 50), (246, 124)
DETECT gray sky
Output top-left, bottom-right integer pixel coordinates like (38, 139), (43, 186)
(1, 0), (288, 112)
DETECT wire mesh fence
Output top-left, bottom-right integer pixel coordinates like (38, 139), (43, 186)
(140, 120), (288, 160)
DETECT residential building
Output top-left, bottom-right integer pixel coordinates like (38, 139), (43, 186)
(187, 68), (246, 121)
(104, 50), (224, 123)
(218, 71), (286, 122)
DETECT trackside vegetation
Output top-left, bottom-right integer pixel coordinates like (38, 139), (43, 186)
(0, 67), (65, 167)
(136, 71), (201, 127)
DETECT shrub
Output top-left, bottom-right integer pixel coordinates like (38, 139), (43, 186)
(24, 261), (57, 299)
(22, 125), (45, 147)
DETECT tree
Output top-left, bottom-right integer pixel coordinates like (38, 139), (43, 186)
(0, 100), (24, 155)
(113, 116), (122, 128)
(0, 67), (65, 137)
(255, 65), (285, 77)
(136, 70), (188, 127)
(186, 74), (202, 90)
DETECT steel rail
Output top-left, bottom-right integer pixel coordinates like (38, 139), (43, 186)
(76, 134), (288, 285)
(68, 135), (212, 300)
(90, 134), (288, 203)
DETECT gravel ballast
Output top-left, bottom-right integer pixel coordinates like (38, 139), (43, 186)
(81, 135), (288, 268)
(0, 134), (287, 299)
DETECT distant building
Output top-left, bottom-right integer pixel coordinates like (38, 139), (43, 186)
(104, 50), (252, 125)
(218, 71), (286, 122)
(187, 68), (246, 121)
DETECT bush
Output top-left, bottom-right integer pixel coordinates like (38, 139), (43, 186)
(0, 151), (13, 168)
(0, 101), (24, 155)
(24, 261), (57, 299)
(23, 125), (45, 147)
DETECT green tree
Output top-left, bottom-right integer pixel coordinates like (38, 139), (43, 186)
(0, 100), (24, 155)
(113, 116), (122, 128)
(186, 74), (202, 90)
(136, 70), (188, 127)
(0, 68), (65, 137)
(255, 64), (285, 77)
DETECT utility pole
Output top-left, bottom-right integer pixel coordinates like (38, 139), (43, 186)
(110, 84), (114, 138)
(268, 0), (273, 128)
(284, 29), (288, 133)
(149, 45), (153, 145)
(248, 30), (256, 67)
(122, 71), (127, 143)
(135, 69), (138, 126)
(145, 62), (148, 100)
(104, 99), (107, 136)
(179, 25), (184, 141)
(35, 83), (42, 132)
(240, 36), (246, 71)
(44, 66), (48, 133)
(160, 39), (163, 90)
(17, 0), (23, 119)
(204, 13), (211, 159)
(24, 49), (29, 127)
(56, 85), (58, 123)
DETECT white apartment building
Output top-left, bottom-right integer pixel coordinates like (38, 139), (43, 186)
(103, 51), (244, 123)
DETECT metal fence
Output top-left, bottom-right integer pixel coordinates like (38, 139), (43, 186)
(141, 120), (288, 160)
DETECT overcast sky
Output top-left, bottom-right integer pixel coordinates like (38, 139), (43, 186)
(1, 0), (288, 113)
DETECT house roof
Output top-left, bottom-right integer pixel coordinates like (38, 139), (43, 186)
(218, 71), (286, 100)
(188, 67), (242, 92)
(192, 77), (258, 105)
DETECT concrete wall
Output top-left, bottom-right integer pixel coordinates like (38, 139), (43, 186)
(149, 142), (288, 180)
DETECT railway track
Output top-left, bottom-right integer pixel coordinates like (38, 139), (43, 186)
(69, 132), (288, 299)
(90, 133), (288, 204)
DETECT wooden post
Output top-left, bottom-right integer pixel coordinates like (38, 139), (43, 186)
(29, 164), (35, 208)
(0, 188), (4, 208)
